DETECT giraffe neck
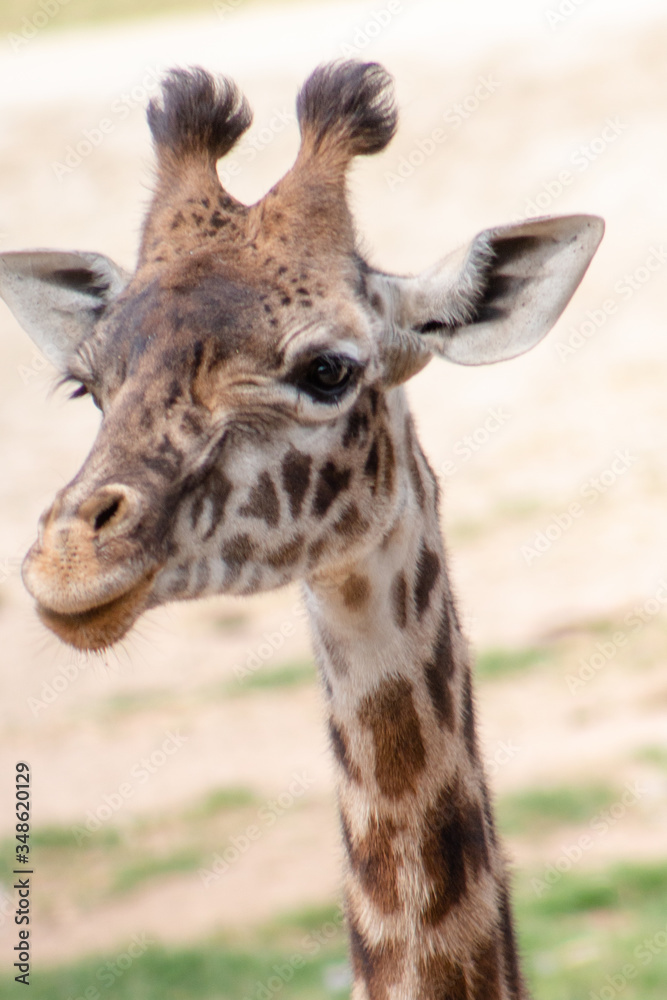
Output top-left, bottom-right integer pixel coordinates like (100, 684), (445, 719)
(304, 420), (527, 1000)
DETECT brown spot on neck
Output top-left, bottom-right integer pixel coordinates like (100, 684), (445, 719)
(359, 676), (426, 798)
(417, 952), (468, 1000)
(343, 812), (401, 914)
(423, 598), (457, 730)
(420, 776), (490, 926)
(348, 912), (404, 1000)
(341, 573), (370, 610)
(469, 934), (503, 999)
(414, 541), (440, 619)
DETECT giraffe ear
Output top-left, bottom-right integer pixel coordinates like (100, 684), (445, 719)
(0, 249), (129, 370)
(374, 214), (604, 379)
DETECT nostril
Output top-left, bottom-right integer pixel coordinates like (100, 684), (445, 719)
(93, 498), (121, 532)
(77, 484), (141, 538)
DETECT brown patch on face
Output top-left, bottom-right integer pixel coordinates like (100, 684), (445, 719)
(341, 573), (370, 610)
(359, 677), (426, 799)
(363, 438), (379, 493)
(370, 291), (384, 315)
(379, 426), (395, 496)
(264, 534), (305, 569)
(333, 502), (368, 538)
(328, 718), (362, 783)
(423, 599), (456, 730)
(469, 935), (503, 999)
(417, 952), (468, 1000)
(420, 777), (490, 926)
(144, 433), (185, 480)
(239, 471), (280, 528)
(189, 467), (233, 539)
(280, 448), (312, 519)
(414, 541), (440, 619)
(312, 461), (351, 517)
(345, 814), (401, 914)
(342, 408), (370, 448)
(220, 533), (255, 579)
(307, 534), (330, 565)
(347, 912), (404, 1000)
(390, 571), (408, 630)
(209, 209), (229, 230)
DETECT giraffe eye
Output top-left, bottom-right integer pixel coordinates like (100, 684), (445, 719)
(61, 376), (102, 410)
(299, 355), (358, 403)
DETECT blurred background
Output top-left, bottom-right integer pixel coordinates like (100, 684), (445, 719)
(0, 0), (666, 996)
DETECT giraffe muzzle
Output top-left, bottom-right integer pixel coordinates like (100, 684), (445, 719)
(22, 482), (160, 650)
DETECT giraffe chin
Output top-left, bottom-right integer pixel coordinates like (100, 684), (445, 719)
(35, 574), (155, 651)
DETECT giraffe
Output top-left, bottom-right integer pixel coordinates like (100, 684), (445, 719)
(0, 62), (603, 998)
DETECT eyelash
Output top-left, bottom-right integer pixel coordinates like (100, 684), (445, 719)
(60, 375), (100, 409)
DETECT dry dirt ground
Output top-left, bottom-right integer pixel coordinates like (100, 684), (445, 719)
(0, 0), (666, 970)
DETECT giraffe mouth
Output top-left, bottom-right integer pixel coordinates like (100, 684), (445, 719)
(35, 573), (156, 651)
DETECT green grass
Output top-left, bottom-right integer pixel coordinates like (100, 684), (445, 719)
(1, 864), (665, 999)
(516, 862), (667, 1000)
(634, 745), (667, 770)
(476, 645), (552, 680)
(0, 905), (348, 1000)
(498, 783), (620, 837)
(95, 689), (172, 719)
(0, 784), (262, 901)
(229, 659), (316, 694)
(1, 0), (305, 37)
(0, 824), (113, 884)
(0, 946), (346, 1000)
(187, 786), (259, 819)
(3, 0), (224, 36)
(112, 849), (203, 894)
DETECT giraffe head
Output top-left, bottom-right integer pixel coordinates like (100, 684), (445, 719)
(0, 62), (603, 651)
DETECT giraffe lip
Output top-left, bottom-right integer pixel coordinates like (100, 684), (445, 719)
(21, 538), (153, 617)
(35, 573), (156, 651)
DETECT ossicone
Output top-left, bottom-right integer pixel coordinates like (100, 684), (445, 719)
(296, 61), (398, 167)
(147, 67), (252, 173)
